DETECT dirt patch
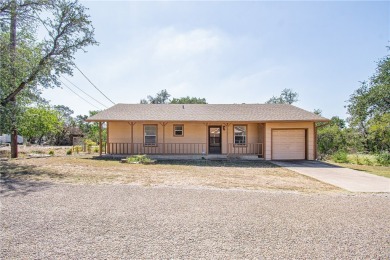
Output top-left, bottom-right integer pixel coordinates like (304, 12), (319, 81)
(1, 155), (341, 193)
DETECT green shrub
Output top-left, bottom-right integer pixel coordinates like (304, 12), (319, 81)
(73, 145), (82, 154)
(354, 154), (363, 165)
(84, 139), (97, 154)
(363, 157), (373, 166)
(66, 149), (72, 155)
(93, 146), (99, 153)
(332, 151), (349, 163)
(376, 152), (390, 166)
(126, 155), (155, 164)
(48, 150), (54, 156)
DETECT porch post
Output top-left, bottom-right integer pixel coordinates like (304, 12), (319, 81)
(131, 122), (135, 155)
(263, 123), (267, 159)
(107, 121), (110, 154)
(224, 123), (230, 155)
(163, 123), (165, 154)
(204, 123), (208, 155)
(160, 122), (167, 154)
(99, 122), (102, 156)
(314, 122), (317, 160)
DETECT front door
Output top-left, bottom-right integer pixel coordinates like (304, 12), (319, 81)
(209, 126), (221, 154)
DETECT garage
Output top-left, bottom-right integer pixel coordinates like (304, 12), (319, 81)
(272, 129), (306, 160)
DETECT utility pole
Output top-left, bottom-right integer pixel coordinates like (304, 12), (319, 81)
(10, 0), (18, 158)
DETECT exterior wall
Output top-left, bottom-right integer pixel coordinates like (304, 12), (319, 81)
(107, 121), (264, 155)
(226, 123), (263, 155)
(164, 123), (207, 144)
(109, 122), (132, 143)
(264, 122), (315, 160)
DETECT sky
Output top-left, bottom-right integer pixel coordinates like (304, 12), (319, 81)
(41, 0), (390, 119)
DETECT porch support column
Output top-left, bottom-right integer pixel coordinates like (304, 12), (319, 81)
(263, 123), (267, 160)
(107, 122), (110, 154)
(314, 122), (317, 160)
(204, 123), (208, 155)
(99, 122), (102, 156)
(128, 122), (136, 155)
(160, 122), (168, 154)
(224, 123), (231, 155)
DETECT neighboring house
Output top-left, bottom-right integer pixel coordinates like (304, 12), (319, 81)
(86, 104), (328, 160)
(69, 127), (84, 145)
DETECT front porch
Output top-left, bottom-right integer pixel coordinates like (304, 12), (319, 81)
(106, 142), (264, 157)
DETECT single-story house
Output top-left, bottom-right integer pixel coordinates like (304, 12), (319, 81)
(86, 104), (328, 160)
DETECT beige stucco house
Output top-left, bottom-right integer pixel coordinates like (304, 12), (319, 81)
(87, 104), (328, 160)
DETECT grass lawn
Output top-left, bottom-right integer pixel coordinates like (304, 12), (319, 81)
(327, 161), (390, 178)
(0, 155), (341, 193)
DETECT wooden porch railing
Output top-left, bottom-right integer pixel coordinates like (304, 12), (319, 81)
(227, 143), (263, 157)
(107, 142), (263, 156)
(109, 143), (207, 155)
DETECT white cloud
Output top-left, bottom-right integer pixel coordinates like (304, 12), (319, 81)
(155, 28), (222, 57)
(79, 26), (231, 101)
(44, 26), (277, 114)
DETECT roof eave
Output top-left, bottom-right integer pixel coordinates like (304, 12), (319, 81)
(85, 118), (330, 123)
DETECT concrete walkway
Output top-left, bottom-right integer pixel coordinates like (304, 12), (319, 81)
(272, 160), (390, 193)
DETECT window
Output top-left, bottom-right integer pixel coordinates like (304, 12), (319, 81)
(234, 125), (247, 145)
(144, 125), (157, 146)
(173, 125), (184, 137)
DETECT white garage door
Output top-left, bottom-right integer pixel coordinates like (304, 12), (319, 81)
(272, 129), (306, 160)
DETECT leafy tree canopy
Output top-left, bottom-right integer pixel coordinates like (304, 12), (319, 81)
(346, 49), (390, 151)
(140, 89), (171, 104)
(18, 106), (61, 144)
(140, 90), (207, 104)
(0, 0), (98, 106)
(265, 88), (299, 104)
(170, 96), (207, 104)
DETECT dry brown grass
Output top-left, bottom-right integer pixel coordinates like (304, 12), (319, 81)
(1, 155), (341, 193)
(0, 145), (72, 158)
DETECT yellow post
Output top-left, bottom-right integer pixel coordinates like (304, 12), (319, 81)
(99, 122), (102, 156)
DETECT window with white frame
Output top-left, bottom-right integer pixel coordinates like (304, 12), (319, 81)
(144, 125), (157, 146)
(234, 125), (247, 145)
(173, 125), (184, 137)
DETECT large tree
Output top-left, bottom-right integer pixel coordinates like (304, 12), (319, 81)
(51, 105), (76, 145)
(140, 89), (207, 104)
(0, 0), (97, 157)
(140, 89), (171, 104)
(347, 50), (390, 152)
(170, 96), (207, 104)
(19, 106), (61, 144)
(75, 110), (106, 144)
(266, 88), (299, 104)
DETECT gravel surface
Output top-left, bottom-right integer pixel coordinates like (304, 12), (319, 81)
(1, 182), (389, 259)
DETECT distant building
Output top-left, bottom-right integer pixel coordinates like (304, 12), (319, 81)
(0, 134), (24, 144)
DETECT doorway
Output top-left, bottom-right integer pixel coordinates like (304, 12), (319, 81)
(209, 126), (221, 154)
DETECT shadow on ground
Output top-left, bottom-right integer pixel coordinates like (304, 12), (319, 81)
(272, 160), (343, 168)
(88, 156), (281, 168)
(0, 161), (55, 197)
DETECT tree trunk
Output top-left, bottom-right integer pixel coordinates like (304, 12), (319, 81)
(10, 0), (18, 158)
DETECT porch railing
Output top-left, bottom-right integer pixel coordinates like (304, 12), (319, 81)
(108, 142), (263, 157)
(227, 143), (263, 157)
(109, 143), (207, 155)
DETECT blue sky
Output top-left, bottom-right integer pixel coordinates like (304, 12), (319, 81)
(41, 1), (390, 119)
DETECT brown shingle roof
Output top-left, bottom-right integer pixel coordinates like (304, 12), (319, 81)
(86, 104), (329, 122)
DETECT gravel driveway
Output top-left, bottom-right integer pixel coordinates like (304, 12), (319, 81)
(1, 182), (389, 259)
